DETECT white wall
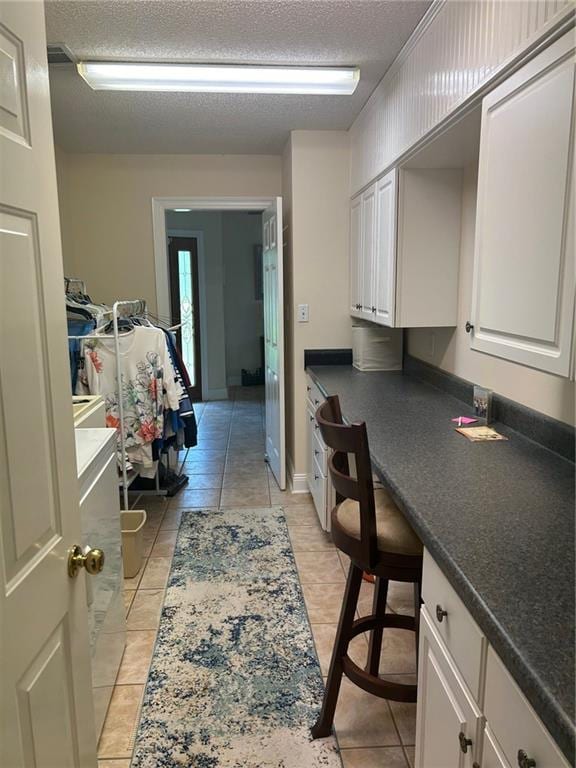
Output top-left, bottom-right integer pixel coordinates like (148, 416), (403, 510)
(283, 130), (352, 482)
(407, 162), (575, 426)
(55, 151), (282, 311)
(222, 212), (263, 386)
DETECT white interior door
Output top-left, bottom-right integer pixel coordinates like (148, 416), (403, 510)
(263, 198), (286, 490)
(0, 2), (97, 766)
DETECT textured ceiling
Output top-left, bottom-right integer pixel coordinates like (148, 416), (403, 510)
(45, 0), (431, 154)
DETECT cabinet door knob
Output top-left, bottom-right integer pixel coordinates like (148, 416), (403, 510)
(371, 306), (376, 313)
(314, 474), (319, 480)
(314, 449), (319, 456)
(458, 732), (472, 754)
(307, 385), (311, 392)
(465, 320), (474, 334)
(518, 750), (536, 768)
(436, 604), (448, 623)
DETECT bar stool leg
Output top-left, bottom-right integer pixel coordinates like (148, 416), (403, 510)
(311, 563), (363, 739)
(366, 577), (389, 676)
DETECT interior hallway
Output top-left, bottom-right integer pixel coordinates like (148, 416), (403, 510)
(99, 387), (418, 768)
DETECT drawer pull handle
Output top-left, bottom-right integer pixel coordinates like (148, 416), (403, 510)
(309, 416), (314, 422)
(314, 450), (319, 456)
(314, 398), (319, 405)
(518, 750), (536, 768)
(314, 424), (319, 430)
(314, 474), (319, 480)
(458, 732), (472, 754)
(435, 604), (448, 623)
(307, 386), (311, 392)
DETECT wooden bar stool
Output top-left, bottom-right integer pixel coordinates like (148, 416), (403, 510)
(311, 395), (423, 739)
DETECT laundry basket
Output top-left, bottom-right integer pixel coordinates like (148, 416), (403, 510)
(120, 510), (147, 578)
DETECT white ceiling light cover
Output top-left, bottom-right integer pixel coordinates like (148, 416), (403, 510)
(77, 61), (360, 95)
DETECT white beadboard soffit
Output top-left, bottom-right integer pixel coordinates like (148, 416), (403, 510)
(44, 0), (431, 154)
(350, 0), (575, 194)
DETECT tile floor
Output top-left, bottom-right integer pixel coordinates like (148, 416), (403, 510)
(98, 387), (417, 768)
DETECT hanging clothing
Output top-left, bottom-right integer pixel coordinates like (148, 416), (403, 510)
(76, 326), (182, 472)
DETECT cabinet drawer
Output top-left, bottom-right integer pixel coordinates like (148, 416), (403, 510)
(306, 375), (325, 411)
(484, 647), (570, 768)
(312, 423), (328, 475)
(422, 550), (487, 703)
(308, 453), (327, 524)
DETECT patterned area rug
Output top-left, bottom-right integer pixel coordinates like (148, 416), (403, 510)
(131, 507), (342, 768)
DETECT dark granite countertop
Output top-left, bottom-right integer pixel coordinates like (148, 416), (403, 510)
(307, 365), (575, 763)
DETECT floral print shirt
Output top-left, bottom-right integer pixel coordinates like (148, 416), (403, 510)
(76, 326), (181, 468)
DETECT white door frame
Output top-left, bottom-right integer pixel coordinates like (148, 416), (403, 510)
(152, 196), (274, 400)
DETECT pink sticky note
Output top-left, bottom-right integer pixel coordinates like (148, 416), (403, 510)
(451, 416), (478, 425)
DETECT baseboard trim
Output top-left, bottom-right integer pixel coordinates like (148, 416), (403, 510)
(288, 456), (309, 494)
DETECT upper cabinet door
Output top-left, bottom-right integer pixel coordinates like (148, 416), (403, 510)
(374, 170), (398, 327)
(360, 184), (377, 317)
(470, 32), (575, 377)
(349, 194), (362, 316)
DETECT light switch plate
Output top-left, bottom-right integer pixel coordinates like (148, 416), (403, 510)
(297, 303), (309, 322)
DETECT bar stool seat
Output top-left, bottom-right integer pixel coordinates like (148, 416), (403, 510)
(337, 488), (423, 556)
(310, 395), (423, 741)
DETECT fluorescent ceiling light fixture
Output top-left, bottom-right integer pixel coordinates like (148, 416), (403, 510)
(172, 208), (191, 212)
(77, 62), (360, 95)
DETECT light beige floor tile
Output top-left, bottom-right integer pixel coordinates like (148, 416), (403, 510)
(184, 473), (224, 490)
(116, 630), (156, 685)
(98, 760), (132, 768)
(338, 551), (351, 575)
(223, 466), (269, 483)
(311, 623), (368, 676)
(220, 487), (271, 508)
(150, 529), (178, 557)
(123, 590), (136, 616)
(288, 524), (334, 552)
(387, 581), (417, 615)
(340, 747), (409, 768)
(137, 496), (168, 512)
(142, 508), (165, 532)
(283, 503), (319, 525)
(378, 630), (417, 675)
(196, 437), (229, 449)
(159, 508), (183, 530)
(357, 580), (375, 617)
(97, 685), (144, 758)
(388, 676), (418, 745)
(139, 557), (172, 589)
(141, 527), (158, 557)
(221, 476), (269, 493)
(169, 488), (221, 508)
(123, 558), (146, 589)
(294, 551), (346, 583)
(270, 490), (315, 507)
(302, 583), (345, 623)
(333, 679), (400, 749)
(404, 746), (415, 768)
(183, 459), (226, 475)
(126, 590), (164, 630)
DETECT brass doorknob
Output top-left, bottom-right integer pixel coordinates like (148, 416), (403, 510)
(67, 545), (105, 578)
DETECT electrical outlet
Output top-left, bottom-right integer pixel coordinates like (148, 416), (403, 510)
(297, 304), (309, 323)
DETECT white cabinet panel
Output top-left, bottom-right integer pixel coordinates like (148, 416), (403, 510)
(349, 194), (362, 316)
(484, 647), (571, 768)
(374, 170), (397, 326)
(471, 31), (575, 376)
(360, 184), (376, 317)
(481, 726), (511, 768)
(415, 607), (483, 768)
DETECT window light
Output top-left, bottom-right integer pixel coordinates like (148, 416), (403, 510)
(77, 62), (360, 95)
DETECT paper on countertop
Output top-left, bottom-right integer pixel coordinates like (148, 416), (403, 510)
(455, 426), (508, 442)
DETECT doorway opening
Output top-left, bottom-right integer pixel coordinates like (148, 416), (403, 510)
(168, 236), (202, 402)
(153, 196), (286, 490)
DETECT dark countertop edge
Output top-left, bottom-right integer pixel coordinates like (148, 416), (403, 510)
(307, 365), (576, 763)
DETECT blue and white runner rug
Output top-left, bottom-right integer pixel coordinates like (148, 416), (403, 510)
(131, 507), (341, 767)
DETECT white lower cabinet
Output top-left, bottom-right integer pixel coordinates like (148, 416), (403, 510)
(305, 375), (333, 531)
(417, 550), (570, 768)
(416, 606), (483, 768)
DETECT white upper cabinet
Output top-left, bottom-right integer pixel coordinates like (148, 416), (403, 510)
(470, 31), (575, 377)
(349, 167), (462, 328)
(374, 170), (397, 326)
